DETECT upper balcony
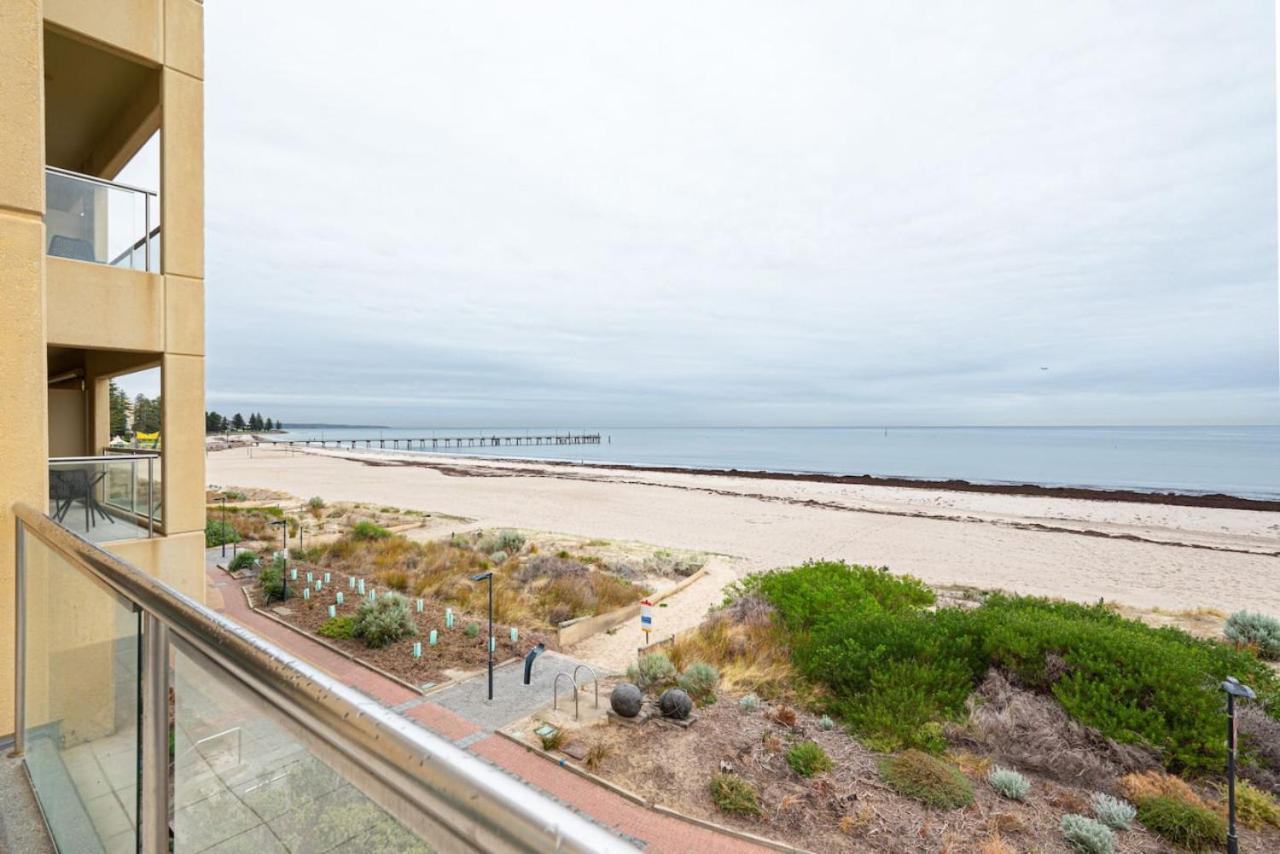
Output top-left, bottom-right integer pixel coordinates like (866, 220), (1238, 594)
(46, 166), (159, 272)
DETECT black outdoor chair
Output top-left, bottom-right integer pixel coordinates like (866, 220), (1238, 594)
(49, 468), (111, 531)
(48, 235), (96, 262)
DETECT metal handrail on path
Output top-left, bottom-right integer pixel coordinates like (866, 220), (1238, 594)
(553, 671), (580, 721)
(11, 503), (634, 853)
(572, 664), (600, 710)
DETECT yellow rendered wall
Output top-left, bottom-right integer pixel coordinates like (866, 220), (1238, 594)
(45, 257), (165, 351)
(43, 0), (162, 64)
(161, 354), (205, 536)
(108, 531), (206, 603)
(0, 0), (48, 739)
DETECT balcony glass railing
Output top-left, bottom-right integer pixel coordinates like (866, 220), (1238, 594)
(49, 455), (161, 542)
(45, 166), (159, 272)
(12, 505), (634, 853)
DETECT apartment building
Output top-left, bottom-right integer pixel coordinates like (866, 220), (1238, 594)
(1, 0), (207, 736)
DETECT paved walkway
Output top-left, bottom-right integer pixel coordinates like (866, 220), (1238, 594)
(205, 550), (769, 852)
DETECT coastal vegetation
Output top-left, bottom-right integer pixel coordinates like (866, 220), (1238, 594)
(581, 560), (1280, 850)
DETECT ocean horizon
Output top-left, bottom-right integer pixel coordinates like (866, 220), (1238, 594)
(273, 425), (1280, 500)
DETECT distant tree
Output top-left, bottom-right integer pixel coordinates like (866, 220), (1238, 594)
(276, 419), (284, 430)
(232, 412), (246, 431)
(131, 394), (161, 435)
(109, 381), (129, 438)
(264, 417), (274, 431)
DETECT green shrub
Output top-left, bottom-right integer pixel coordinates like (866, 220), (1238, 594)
(539, 729), (564, 751)
(749, 561), (1280, 772)
(677, 662), (720, 702)
(318, 616), (356, 639)
(739, 693), (760, 711)
(479, 529), (525, 554)
(259, 555), (285, 603)
(708, 774), (761, 816)
(205, 519), (240, 547)
(626, 653), (677, 692)
(352, 594), (418, 648)
(489, 550), (509, 565)
(464, 621), (480, 638)
(979, 595), (1280, 772)
(307, 496), (326, 511)
(786, 741), (832, 777)
(878, 750), (973, 810)
(818, 714), (835, 730)
(1090, 793), (1136, 830)
(1135, 795), (1226, 850)
(986, 766), (1030, 800)
(351, 521), (392, 541)
(1224, 611), (1280, 660)
(228, 550), (259, 572)
(1059, 814), (1115, 854)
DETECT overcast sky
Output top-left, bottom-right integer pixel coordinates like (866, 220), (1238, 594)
(199, 2), (1278, 427)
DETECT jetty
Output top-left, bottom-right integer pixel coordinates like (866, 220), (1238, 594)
(256, 433), (602, 450)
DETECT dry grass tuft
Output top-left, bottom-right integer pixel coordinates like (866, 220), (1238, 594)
(977, 834), (1016, 854)
(1120, 771), (1212, 810)
(667, 613), (795, 697)
(985, 811), (1026, 836)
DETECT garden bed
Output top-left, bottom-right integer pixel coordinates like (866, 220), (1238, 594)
(577, 689), (1176, 853)
(266, 565), (556, 686)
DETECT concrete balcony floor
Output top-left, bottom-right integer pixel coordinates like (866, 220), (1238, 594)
(0, 750), (56, 853)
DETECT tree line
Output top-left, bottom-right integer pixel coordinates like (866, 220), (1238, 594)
(205, 411), (284, 434)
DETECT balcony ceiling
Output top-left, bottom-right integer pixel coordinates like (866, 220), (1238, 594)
(44, 28), (156, 176)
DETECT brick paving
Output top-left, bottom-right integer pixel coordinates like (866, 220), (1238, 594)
(205, 551), (771, 852)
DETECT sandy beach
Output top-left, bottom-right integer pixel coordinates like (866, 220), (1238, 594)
(208, 445), (1280, 665)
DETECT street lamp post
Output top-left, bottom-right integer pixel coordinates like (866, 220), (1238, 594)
(217, 496), (228, 558)
(271, 519), (289, 601)
(1222, 676), (1256, 854)
(471, 571), (494, 701)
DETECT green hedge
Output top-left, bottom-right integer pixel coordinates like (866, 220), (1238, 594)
(743, 561), (1280, 772)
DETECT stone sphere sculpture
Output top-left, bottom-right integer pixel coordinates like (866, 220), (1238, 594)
(659, 688), (693, 720)
(610, 683), (643, 718)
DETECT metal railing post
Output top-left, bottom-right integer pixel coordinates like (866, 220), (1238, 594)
(11, 521), (25, 757)
(146, 456), (154, 538)
(141, 615), (169, 854)
(143, 192), (152, 271)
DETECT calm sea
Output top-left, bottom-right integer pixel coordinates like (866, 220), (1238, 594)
(275, 426), (1280, 500)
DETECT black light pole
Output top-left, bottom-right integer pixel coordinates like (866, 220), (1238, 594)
(1222, 676), (1256, 854)
(271, 519), (288, 601)
(471, 571), (494, 700)
(218, 496), (227, 558)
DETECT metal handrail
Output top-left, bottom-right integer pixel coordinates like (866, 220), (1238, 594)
(553, 671), (580, 721)
(12, 504), (633, 853)
(572, 664), (600, 710)
(46, 164), (158, 198)
(51, 453), (157, 463)
(109, 224), (162, 268)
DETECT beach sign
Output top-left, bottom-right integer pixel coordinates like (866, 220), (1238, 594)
(640, 600), (653, 643)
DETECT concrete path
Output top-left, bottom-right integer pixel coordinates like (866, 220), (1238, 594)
(206, 550), (768, 853)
